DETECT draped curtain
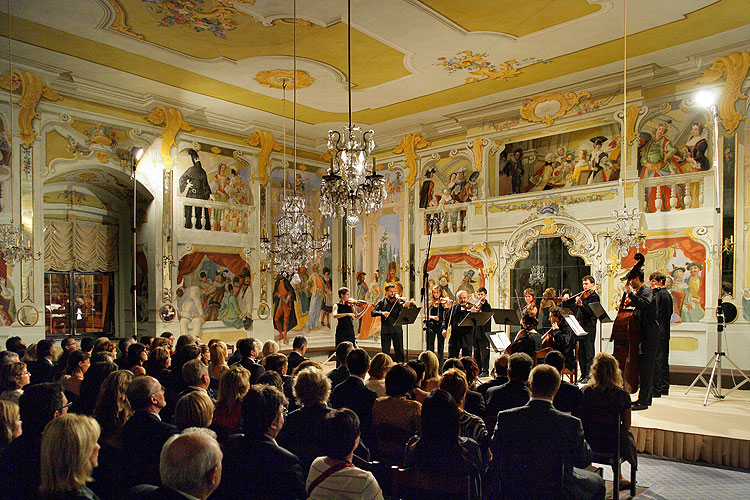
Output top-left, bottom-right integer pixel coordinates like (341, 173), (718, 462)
(177, 251), (251, 284)
(425, 253), (485, 287)
(44, 220), (119, 272)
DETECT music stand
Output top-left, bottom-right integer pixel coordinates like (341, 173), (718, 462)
(394, 305), (421, 361)
(488, 331), (511, 352)
(492, 309), (520, 344)
(565, 315), (587, 337)
(459, 311), (494, 328)
(588, 302), (611, 353)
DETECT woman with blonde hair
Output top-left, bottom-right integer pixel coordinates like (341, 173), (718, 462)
(0, 361), (31, 404)
(580, 352), (637, 488)
(365, 352), (394, 397)
(213, 365), (251, 434)
(0, 400), (21, 453)
(418, 350), (440, 392)
(261, 340), (279, 365)
(39, 413), (102, 500)
(208, 341), (229, 384)
(174, 390), (214, 431)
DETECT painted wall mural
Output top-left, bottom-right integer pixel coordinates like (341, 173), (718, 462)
(493, 123), (621, 197)
(621, 236), (707, 323)
(0, 124), (11, 215)
(419, 155), (480, 234)
(424, 253), (485, 301)
(0, 253), (15, 326)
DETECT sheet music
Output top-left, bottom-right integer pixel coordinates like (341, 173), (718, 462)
(565, 314), (588, 337)
(489, 332), (511, 351)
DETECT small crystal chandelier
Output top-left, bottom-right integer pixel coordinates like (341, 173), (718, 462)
(260, 1), (330, 278)
(320, 0), (386, 228)
(603, 207), (647, 258)
(529, 265), (545, 286)
(0, 223), (37, 266)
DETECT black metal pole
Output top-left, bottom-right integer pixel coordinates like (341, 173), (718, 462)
(421, 214), (440, 348)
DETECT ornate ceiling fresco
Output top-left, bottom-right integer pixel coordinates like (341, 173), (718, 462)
(1, 0), (748, 145)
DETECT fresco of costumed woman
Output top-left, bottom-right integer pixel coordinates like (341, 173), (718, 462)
(681, 262), (705, 322)
(359, 271), (382, 340)
(304, 263), (326, 330)
(219, 283), (244, 329)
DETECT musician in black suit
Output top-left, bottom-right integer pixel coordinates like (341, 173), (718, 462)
(371, 284), (411, 362)
(426, 285), (449, 368)
(626, 267), (659, 410)
(563, 276), (600, 382)
(472, 287), (492, 376)
(650, 272), (673, 397)
(491, 364), (605, 500)
(214, 385), (306, 500)
(485, 352), (532, 417)
(121, 376), (179, 488)
(446, 290), (474, 358)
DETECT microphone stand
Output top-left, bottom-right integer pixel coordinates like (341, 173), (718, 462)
(421, 212), (443, 355)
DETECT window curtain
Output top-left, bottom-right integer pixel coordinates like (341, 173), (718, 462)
(44, 220), (119, 272)
(425, 253), (485, 288)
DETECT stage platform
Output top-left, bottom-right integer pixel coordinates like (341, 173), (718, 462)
(630, 384), (750, 469)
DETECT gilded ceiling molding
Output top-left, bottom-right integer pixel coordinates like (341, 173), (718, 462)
(468, 138), (488, 171)
(144, 106), (194, 170)
(695, 51), (750, 134)
(245, 129), (281, 187)
(393, 133), (431, 187)
(624, 103), (640, 145)
(520, 90), (591, 127)
(254, 69), (314, 89)
(0, 70), (62, 148)
(104, 0), (145, 40)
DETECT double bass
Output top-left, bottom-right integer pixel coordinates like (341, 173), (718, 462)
(611, 252), (644, 393)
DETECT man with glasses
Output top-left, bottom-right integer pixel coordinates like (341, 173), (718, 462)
(0, 383), (67, 498)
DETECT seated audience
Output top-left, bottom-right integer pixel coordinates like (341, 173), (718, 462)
(0, 400), (21, 453)
(0, 383), (68, 498)
(439, 368), (491, 465)
(39, 413), (102, 500)
(121, 376), (179, 488)
(79, 361), (118, 415)
(407, 359), (429, 402)
(62, 350), (91, 397)
(231, 338), (264, 384)
(264, 353), (294, 409)
(261, 340), (280, 364)
(145, 346), (171, 386)
(0, 350), (20, 366)
(365, 352), (394, 397)
(256, 370), (284, 392)
(5, 336), (26, 358)
(214, 385), (306, 500)
(114, 338), (134, 369)
(372, 363), (421, 463)
(476, 354), (510, 399)
(580, 352), (638, 487)
(459, 356), (481, 391)
(80, 338), (94, 355)
(30, 339), (56, 385)
(208, 341), (229, 388)
(174, 390), (214, 431)
(330, 348), (377, 447)
(328, 341), (354, 389)
(418, 350), (440, 392)
(92, 340), (117, 362)
(545, 350), (583, 415)
(485, 352), (532, 417)
(22, 341), (38, 363)
(212, 365), (251, 435)
(0, 360), (30, 404)
(200, 344), (210, 366)
(443, 357), (486, 418)
(307, 409), (384, 500)
(125, 343), (148, 376)
(287, 336), (309, 373)
(180, 358), (215, 400)
(292, 359), (323, 376)
(491, 364), (605, 500)
(167, 344), (202, 395)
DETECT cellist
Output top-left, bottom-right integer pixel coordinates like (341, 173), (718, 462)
(542, 307), (576, 374)
(624, 263), (660, 410)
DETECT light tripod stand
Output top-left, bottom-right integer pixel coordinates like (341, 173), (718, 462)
(685, 299), (750, 406)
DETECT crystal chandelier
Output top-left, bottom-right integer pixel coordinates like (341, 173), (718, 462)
(320, 0), (386, 228)
(529, 265), (545, 286)
(260, 0), (330, 277)
(603, 207), (647, 258)
(0, 223), (37, 266)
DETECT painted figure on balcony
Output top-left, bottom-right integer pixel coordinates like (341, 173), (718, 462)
(509, 148), (525, 194)
(420, 167), (436, 208)
(498, 150), (513, 196)
(640, 123), (682, 211)
(179, 149), (212, 230)
(567, 149), (590, 186)
(529, 153), (555, 191)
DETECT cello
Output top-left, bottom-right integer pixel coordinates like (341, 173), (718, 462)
(611, 252), (645, 393)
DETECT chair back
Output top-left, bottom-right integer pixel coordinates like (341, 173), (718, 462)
(495, 448), (564, 500)
(534, 347), (553, 366)
(392, 465), (474, 500)
(373, 423), (415, 466)
(579, 403), (621, 457)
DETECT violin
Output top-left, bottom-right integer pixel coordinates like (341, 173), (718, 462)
(389, 295), (409, 304)
(345, 299), (368, 307)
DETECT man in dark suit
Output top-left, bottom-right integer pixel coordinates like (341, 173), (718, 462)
(132, 429), (223, 500)
(328, 341), (354, 389)
(473, 287), (493, 376)
(650, 271), (673, 397)
(122, 376), (179, 488)
(446, 290), (474, 358)
(563, 275), (600, 383)
(29, 339), (56, 385)
(486, 352), (532, 417)
(115, 337), (134, 369)
(329, 348), (377, 447)
(371, 283), (412, 362)
(491, 364), (605, 500)
(232, 337), (264, 384)
(214, 385), (306, 500)
(545, 350), (583, 416)
(626, 268), (659, 410)
(179, 359), (216, 401)
(0, 383), (68, 498)
(477, 354), (510, 399)
(287, 335), (308, 373)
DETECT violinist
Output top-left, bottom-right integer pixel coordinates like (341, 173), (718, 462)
(371, 283), (412, 362)
(507, 313), (542, 360)
(521, 288), (538, 319)
(543, 307), (576, 374)
(333, 287), (368, 347)
(444, 290), (474, 358)
(426, 285), (449, 367)
(624, 267), (659, 411)
(563, 276), (600, 383)
(472, 287), (493, 377)
(650, 271), (673, 398)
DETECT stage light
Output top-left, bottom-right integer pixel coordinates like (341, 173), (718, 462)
(695, 90), (716, 108)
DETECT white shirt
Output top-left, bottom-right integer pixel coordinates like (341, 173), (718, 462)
(306, 457), (384, 500)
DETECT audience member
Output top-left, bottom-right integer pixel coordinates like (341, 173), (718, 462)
(226, 340), (242, 366)
(0, 360), (30, 404)
(174, 390), (215, 431)
(200, 343), (210, 366)
(80, 338), (94, 355)
(256, 370), (284, 392)
(0, 349), (20, 366)
(307, 409), (384, 500)
(476, 354), (509, 399)
(5, 336), (26, 358)
(545, 350), (583, 415)
(292, 359), (323, 377)
(442, 357), (486, 418)
(79, 361), (118, 415)
(62, 350), (91, 397)
(92, 340), (117, 361)
(126, 343), (148, 376)
(0, 383), (68, 498)
(407, 359), (429, 402)
(0, 400), (21, 453)
(287, 336), (308, 373)
(418, 350), (440, 391)
(115, 338), (134, 369)
(121, 376), (179, 487)
(439, 368), (491, 465)
(212, 365), (251, 435)
(214, 385), (306, 500)
(485, 352), (532, 417)
(168, 343), (202, 395)
(30, 339), (57, 385)
(261, 340), (280, 363)
(22, 341), (38, 363)
(328, 341), (354, 389)
(365, 352), (394, 397)
(208, 341), (229, 388)
(39, 413), (101, 500)
(372, 363), (421, 463)
(145, 346), (172, 386)
(232, 338), (264, 384)
(180, 358), (215, 400)
(459, 356), (481, 390)
(174, 334), (198, 355)
(491, 364), (605, 500)
(264, 353), (294, 407)
(330, 348), (377, 446)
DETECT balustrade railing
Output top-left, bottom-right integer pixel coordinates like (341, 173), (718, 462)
(424, 203), (470, 234)
(639, 170), (712, 213)
(176, 197), (255, 234)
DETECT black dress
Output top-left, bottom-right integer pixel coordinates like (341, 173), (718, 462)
(335, 302), (356, 346)
(426, 302), (447, 365)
